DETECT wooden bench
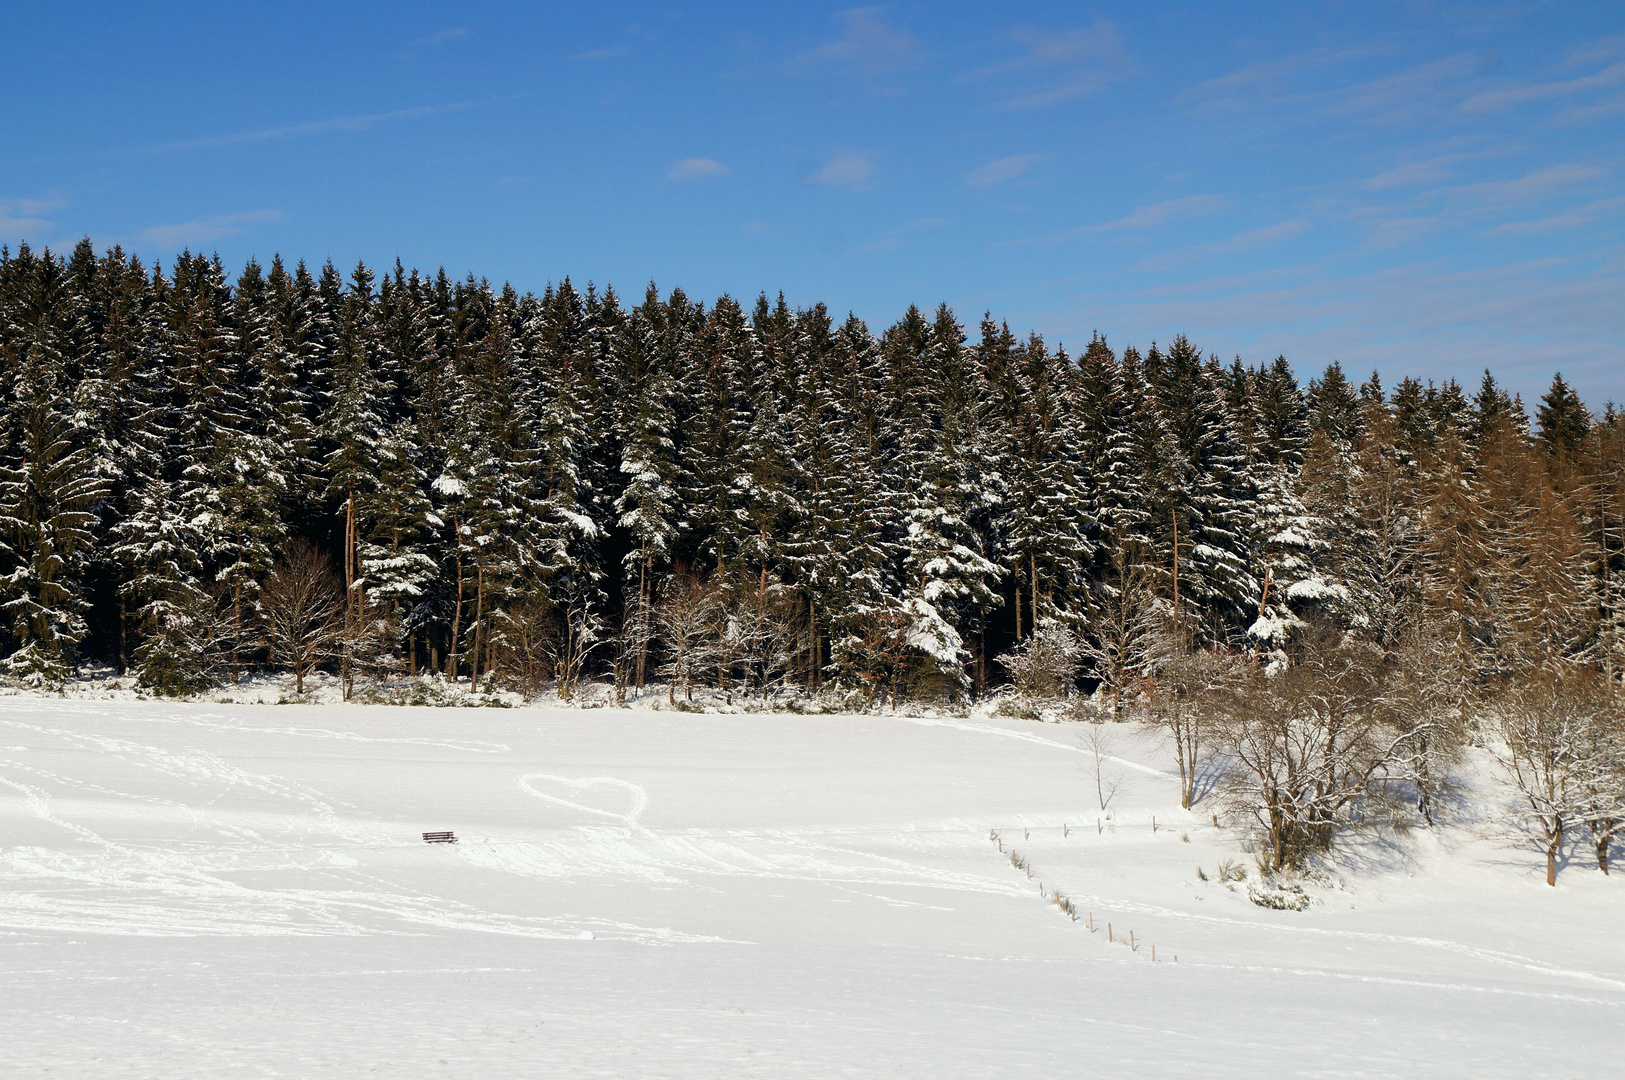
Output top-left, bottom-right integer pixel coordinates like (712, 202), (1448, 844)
(422, 831), (457, 844)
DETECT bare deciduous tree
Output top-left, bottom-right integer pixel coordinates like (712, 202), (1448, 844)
(1079, 550), (1165, 714)
(997, 618), (1080, 705)
(491, 595), (557, 698)
(656, 571), (718, 704)
(259, 540), (342, 694)
(1214, 625), (1396, 872)
(1487, 668), (1621, 885)
(548, 597), (603, 702)
(1079, 722), (1121, 811)
(1145, 625), (1247, 810)
(1376, 615), (1470, 825)
(726, 582), (799, 701)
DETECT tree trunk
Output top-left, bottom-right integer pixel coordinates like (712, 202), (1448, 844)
(1031, 551), (1039, 633)
(635, 546), (650, 689)
(808, 594), (818, 692)
(446, 517), (463, 681)
(230, 579), (242, 684)
(759, 521), (769, 615)
(343, 488), (356, 698)
(471, 566), (485, 694)
(1171, 508), (1180, 627)
(1547, 817), (1562, 887)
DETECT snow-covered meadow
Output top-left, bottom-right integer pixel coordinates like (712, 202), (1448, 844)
(1, 694), (1620, 1077)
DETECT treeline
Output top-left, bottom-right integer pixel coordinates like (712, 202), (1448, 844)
(0, 240), (1619, 716)
(5, 239), (1622, 880)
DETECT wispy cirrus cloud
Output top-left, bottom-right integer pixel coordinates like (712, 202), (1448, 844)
(1187, 48), (1489, 126)
(1134, 219), (1309, 270)
(142, 101), (476, 153)
(1447, 163), (1603, 210)
(576, 43), (634, 61)
(1461, 59), (1625, 112)
(853, 216), (947, 253)
(1557, 93), (1625, 124)
(1093, 195), (1228, 232)
(804, 7), (918, 79)
(409, 28), (469, 49)
(993, 194), (1227, 247)
(978, 21), (1130, 109)
(667, 157), (729, 181)
(806, 152), (875, 188)
(139, 210), (282, 248)
(1490, 195), (1625, 235)
(1182, 44), (1384, 111)
(1350, 163), (1605, 249)
(966, 154), (1042, 189)
(1327, 54), (1487, 122)
(1362, 155), (1468, 191)
(0, 197), (61, 238)
(394, 27), (470, 58)
(1063, 253), (1625, 406)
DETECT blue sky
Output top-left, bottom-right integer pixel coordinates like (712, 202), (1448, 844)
(4, 3), (1622, 406)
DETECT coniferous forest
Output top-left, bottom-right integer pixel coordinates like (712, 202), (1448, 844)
(1, 240), (1620, 715)
(7, 238), (1625, 876)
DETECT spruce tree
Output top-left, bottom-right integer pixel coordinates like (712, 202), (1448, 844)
(1537, 373), (1590, 460)
(615, 286), (684, 687)
(0, 245), (110, 683)
(111, 476), (217, 694)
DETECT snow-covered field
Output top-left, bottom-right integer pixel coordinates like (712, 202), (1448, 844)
(1, 695), (1620, 1077)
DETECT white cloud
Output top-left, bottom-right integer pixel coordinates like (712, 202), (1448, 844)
(807, 153), (874, 188)
(1557, 92), (1625, 125)
(0, 197), (60, 239)
(853, 217), (948, 252)
(1461, 59), (1625, 112)
(1184, 45), (1376, 109)
(1448, 163), (1602, 209)
(576, 43), (634, 62)
(404, 28), (469, 50)
(144, 102), (475, 153)
(1491, 195), (1625, 235)
(1023, 247), (1624, 408)
(1093, 195), (1227, 232)
(806, 8), (917, 77)
(667, 158), (729, 182)
(1186, 49), (1484, 127)
(1134, 220), (1308, 270)
(139, 210), (282, 248)
(966, 155), (1042, 189)
(1361, 157), (1461, 191)
(987, 22), (1130, 109)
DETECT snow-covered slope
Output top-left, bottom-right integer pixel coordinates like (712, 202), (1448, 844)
(1, 696), (1619, 1077)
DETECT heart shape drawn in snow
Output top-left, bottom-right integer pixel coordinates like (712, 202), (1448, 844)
(517, 774), (650, 832)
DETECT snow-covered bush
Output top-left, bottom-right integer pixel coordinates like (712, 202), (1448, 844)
(996, 619), (1081, 704)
